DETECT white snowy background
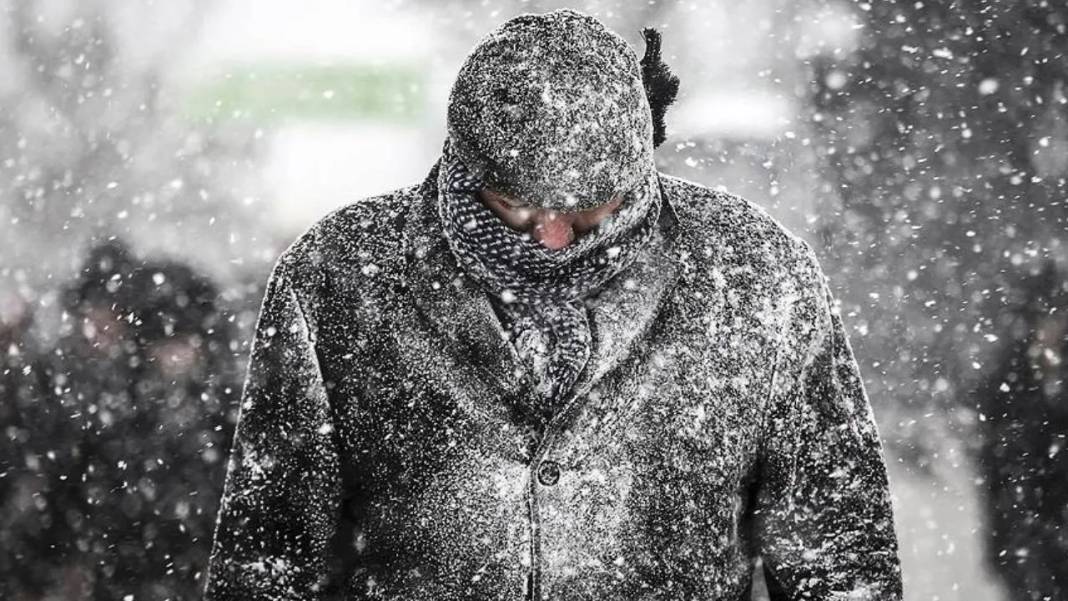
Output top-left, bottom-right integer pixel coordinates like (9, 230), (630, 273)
(5, 0), (1066, 599)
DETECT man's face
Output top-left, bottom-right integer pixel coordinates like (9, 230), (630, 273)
(478, 189), (624, 250)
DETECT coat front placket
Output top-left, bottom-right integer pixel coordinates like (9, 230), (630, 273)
(405, 183), (684, 599)
(516, 226), (682, 600)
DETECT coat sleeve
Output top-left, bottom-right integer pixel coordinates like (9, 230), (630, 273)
(754, 245), (903, 600)
(204, 259), (341, 600)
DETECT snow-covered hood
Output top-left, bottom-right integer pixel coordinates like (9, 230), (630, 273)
(445, 9), (655, 211)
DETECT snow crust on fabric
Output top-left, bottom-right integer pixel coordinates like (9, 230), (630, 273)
(446, 9), (654, 211)
(203, 169), (903, 600)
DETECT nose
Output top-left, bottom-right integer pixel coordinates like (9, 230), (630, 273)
(532, 211), (576, 250)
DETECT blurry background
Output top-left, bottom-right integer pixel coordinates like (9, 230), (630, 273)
(2, 0), (1066, 599)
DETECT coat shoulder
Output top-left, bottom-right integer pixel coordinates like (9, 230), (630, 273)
(659, 173), (824, 290)
(271, 183), (423, 301)
(657, 174), (834, 381)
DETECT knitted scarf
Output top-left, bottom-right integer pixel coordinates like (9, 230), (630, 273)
(435, 141), (662, 425)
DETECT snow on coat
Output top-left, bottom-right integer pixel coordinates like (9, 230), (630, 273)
(445, 10), (656, 212)
(203, 165), (903, 600)
(205, 8), (901, 601)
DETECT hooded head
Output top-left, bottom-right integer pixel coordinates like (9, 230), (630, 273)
(437, 12), (678, 412)
(446, 10), (657, 212)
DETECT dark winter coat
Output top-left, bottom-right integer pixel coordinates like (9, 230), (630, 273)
(975, 290), (1068, 598)
(1, 242), (240, 601)
(204, 162), (903, 600)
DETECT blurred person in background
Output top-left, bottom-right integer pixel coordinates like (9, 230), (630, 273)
(0, 289), (60, 600)
(206, 9), (901, 601)
(84, 252), (239, 601)
(6, 240), (240, 601)
(975, 262), (1068, 600)
(2, 240), (143, 600)
(115, 255), (239, 601)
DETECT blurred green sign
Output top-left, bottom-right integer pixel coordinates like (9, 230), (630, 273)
(187, 63), (425, 123)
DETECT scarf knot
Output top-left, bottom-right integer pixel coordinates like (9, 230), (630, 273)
(436, 142), (661, 425)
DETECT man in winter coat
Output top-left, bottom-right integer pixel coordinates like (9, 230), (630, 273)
(79, 252), (239, 601)
(205, 10), (903, 601)
(28, 240), (240, 601)
(0, 291), (62, 599)
(975, 264), (1068, 599)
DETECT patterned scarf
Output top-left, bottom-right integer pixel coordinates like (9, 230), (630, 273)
(435, 141), (662, 425)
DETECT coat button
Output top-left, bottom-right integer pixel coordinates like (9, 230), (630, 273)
(537, 460), (561, 486)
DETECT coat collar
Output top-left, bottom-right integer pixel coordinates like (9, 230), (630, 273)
(400, 162), (685, 411)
